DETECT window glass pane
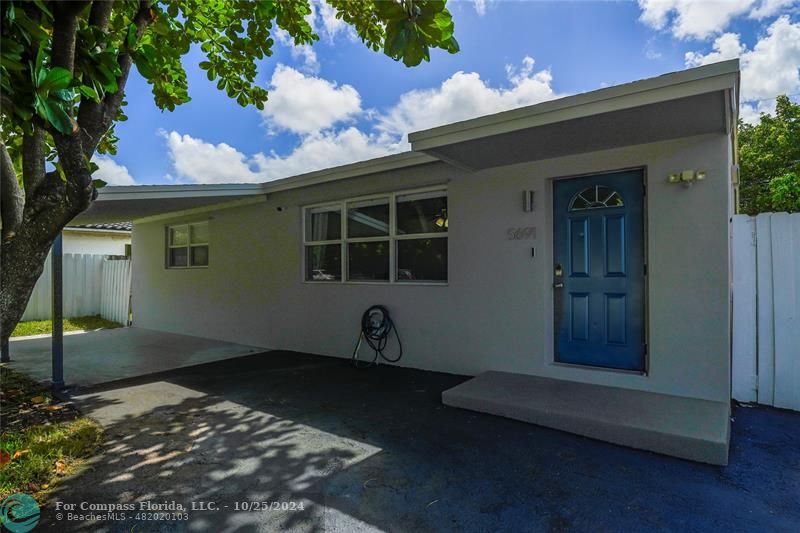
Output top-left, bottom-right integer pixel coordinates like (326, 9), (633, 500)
(169, 247), (188, 267)
(397, 191), (447, 234)
(347, 198), (389, 238)
(348, 241), (389, 281)
(170, 226), (189, 246)
(190, 222), (209, 244)
(397, 238), (447, 282)
(306, 244), (341, 281)
(191, 245), (209, 266)
(306, 206), (341, 241)
(569, 186), (624, 211)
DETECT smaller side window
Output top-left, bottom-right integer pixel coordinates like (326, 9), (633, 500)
(167, 222), (209, 268)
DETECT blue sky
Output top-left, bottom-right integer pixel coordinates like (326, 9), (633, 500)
(95, 0), (800, 186)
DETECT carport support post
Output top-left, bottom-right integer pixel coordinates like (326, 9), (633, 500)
(51, 232), (64, 391)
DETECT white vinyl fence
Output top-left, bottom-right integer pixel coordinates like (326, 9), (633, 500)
(100, 258), (133, 325)
(21, 253), (131, 326)
(732, 212), (800, 411)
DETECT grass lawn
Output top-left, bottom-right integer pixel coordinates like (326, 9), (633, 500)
(0, 367), (103, 500)
(11, 315), (122, 338)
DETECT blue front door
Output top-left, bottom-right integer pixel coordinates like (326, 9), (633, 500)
(553, 170), (645, 371)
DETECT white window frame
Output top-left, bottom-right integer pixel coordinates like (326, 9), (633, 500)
(302, 186), (448, 285)
(166, 221), (209, 269)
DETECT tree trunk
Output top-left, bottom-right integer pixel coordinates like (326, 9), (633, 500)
(0, 171), (90, 345)
(0, 225), (58, 342)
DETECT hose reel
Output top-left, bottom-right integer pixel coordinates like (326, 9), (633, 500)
(351, 305), (403, 368)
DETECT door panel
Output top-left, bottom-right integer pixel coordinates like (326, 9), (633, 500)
(553, 170), (645, 371)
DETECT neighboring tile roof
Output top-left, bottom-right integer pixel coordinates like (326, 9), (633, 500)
(68, 222), (132, 232)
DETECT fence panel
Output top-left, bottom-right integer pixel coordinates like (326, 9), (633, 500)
(21, 253), (103, 321)
(770, 214), (800, 410)
(731, 215), (757, 403)
(100, 258), (132, 325)
(732, 212), (800, 411)
(20, 253), (130, 326)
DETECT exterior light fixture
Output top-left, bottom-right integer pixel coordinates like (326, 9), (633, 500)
(523, 190), (535, 212)
(668, 170), (706, 187)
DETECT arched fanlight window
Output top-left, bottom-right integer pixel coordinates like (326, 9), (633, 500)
(569, 185), (624, 211)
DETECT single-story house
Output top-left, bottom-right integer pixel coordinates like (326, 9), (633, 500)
(73, 59), (740, 465)
(62, 222), (132, 256)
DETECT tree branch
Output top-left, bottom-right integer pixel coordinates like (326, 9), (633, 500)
(78, 0), (151, 158)
(50, 1), (90, 74)
(22, 124), (46, 198)
(0, 141), (24, 242)
(89, 0), (115, 31)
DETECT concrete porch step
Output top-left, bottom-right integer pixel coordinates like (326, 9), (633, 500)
(442, 371), (730, 465)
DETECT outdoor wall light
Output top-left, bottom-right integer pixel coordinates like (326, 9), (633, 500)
(523, 190), (535, 212)
(668, 170), (706, 187)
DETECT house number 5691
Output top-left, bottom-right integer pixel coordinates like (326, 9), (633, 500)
(507, 227), (536, 240)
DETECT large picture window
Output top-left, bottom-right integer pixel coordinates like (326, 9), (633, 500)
(167, 221), (209, 268)
(303, 188), (447, 283)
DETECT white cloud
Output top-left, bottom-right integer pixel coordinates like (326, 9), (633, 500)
(273, 29), (319, 73)
(162, 131), (263, 183)
(638, 0), (755, 39)
(261, 65), (362, 134)
(253, 128), (402, 179)
(317, 0), (352, 42)
(684, 16), (800, 122)
(685, 32), (746, 66)
(749, 0), (798, 19)
(377, 56), (559, 142)
(93, 155), (136, 185)
(166, 57), (561, 183)
(163, 129), (399, 184)
(638, 0), (797, 40)
(473, 0), (488, 16)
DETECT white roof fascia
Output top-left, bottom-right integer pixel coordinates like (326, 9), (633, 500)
(409, 59), (740, 151)
(96, 152), (437, 202)
(97, 183), (265, 201)
(63, 227), (131, 235)
(260, 151), (438, 194)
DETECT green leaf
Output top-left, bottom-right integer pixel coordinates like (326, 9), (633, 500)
(42, 99), (74, 134)
(33, 0), (52, 19)
(79, 85), (99, 101)
(403, 38), (428, 67)
(443, 36), (459, 54)
(127, 23), (138, 49)
(92, 178), (107, 189)
(374, 1), (408, 21)
(40, 67), (72, 92)
(51, 89), (75, 102)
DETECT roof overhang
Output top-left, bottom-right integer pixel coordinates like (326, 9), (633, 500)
(71, 184), (267, 224)
(408, 59), (740, 171)
(72, 152), (437, 225)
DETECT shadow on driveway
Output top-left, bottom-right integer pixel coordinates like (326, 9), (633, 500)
(38, 351), (800, 532)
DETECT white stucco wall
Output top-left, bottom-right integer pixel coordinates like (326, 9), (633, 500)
(62, 231), (130, 256)
(132, 133), (732, 403)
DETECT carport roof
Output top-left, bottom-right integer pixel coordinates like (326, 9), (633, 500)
(73, 59), (739, 224)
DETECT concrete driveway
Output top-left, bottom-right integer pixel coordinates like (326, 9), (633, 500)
(7, 327), (263, 387)
(38, 352), (800, 532)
